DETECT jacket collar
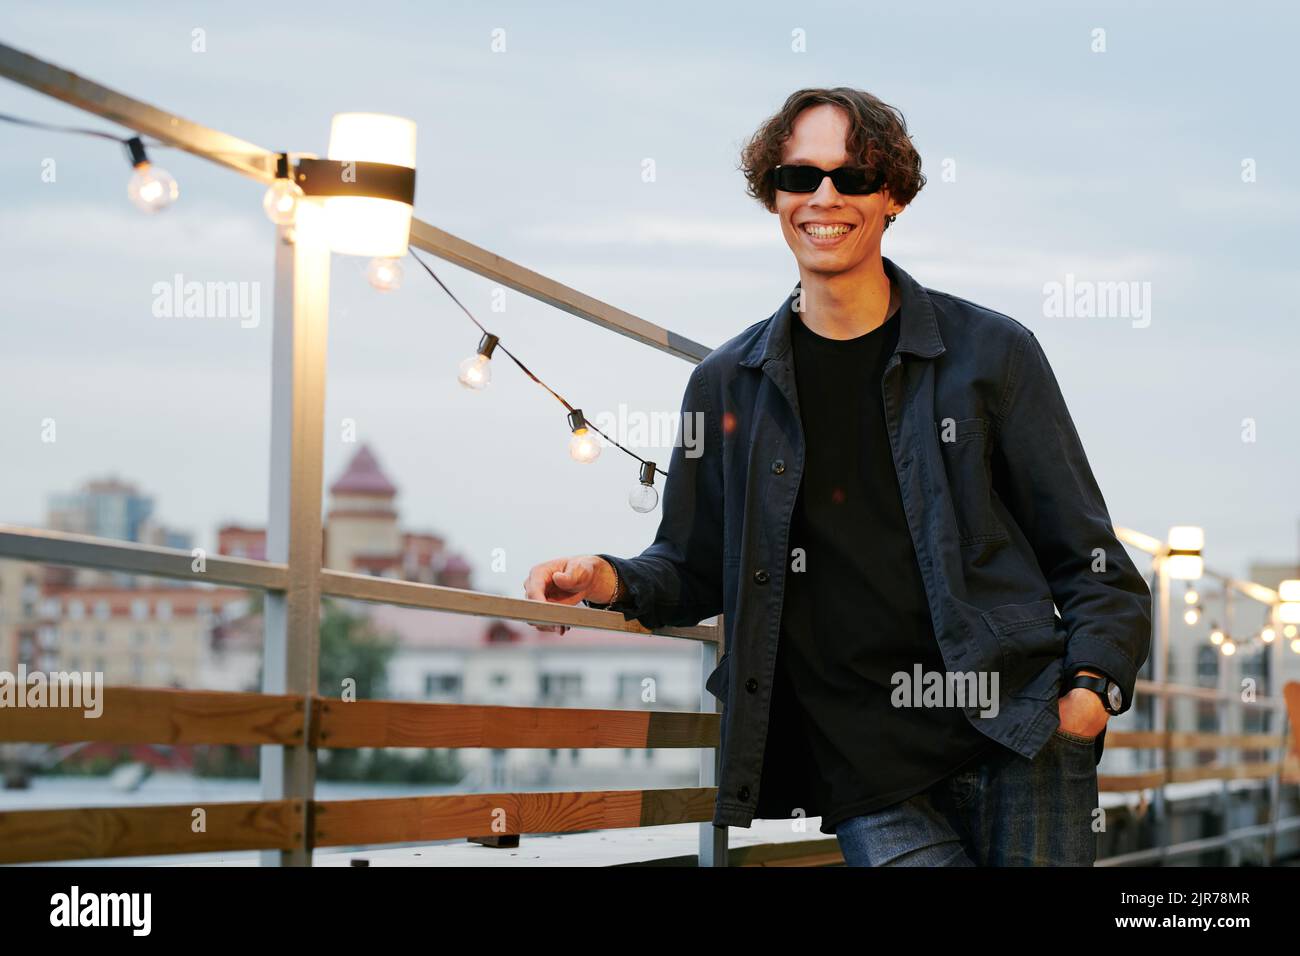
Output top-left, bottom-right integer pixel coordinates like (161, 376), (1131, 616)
(738, 256), (945, 369)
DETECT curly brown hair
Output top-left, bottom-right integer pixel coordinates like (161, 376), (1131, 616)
(739, 87), (925, 228)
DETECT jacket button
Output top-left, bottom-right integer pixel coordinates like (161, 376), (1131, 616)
(745, 678), (758, 693)
(771, 459), (785, 474)
(753, 569), (769, 585)
(738, 786), (751, 801)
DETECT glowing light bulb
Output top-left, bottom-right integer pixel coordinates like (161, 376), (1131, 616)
(1291, 638), (1300, 654)
(1183, 589), (1199, 605)
(367, 257), (403, 292)
(458, 333), (498, 390)
(629, 461), (660, 512)
(1261, 626), (1276, 643)
(263, 155), (303, 225)
(569, 430), (601, 463)
(127, 163), (178, 213)
(122, 137), (178, 213)
(1220, 639), (1236, 656)
(1184, 607), (1200, 625)
(567, 410), (601, 463)
(1285, 625), (1298, 639)
(1209, 626), (1224, 645)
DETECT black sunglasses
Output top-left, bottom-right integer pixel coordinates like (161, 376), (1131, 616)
(772, 164), (885, 195)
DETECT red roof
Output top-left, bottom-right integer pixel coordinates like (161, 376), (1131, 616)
(330, 444), (398, 497)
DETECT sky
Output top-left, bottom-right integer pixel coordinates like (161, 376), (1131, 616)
(1, 0), (1297, 610)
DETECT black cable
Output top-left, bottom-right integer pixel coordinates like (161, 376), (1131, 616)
(0, 111), (132, 142)
(407, 246), (669, 479)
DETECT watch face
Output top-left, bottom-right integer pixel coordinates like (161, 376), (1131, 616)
(1107, 682), (1123, 712)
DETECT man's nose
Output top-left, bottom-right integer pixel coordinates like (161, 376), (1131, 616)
(808, 173), (843, 205)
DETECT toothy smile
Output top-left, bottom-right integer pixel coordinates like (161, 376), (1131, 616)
(800, 222), (855, 239)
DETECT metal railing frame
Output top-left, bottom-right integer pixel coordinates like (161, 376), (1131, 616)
(0, 40), (722, 867)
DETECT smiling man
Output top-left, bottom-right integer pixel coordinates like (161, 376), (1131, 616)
(524, 87), (1151, 866)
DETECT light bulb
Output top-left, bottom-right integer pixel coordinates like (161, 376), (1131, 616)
(458, 353), (492, 389)
(1220, 639), (1236, 656)
(629, 461), (659, 512)
(567, 409), (601, 463)
(629, 483), (659, 513)
(1291, 638), (1300, 654)
(458, 333), (498, 390)
(367, 257), (403, 292)
(1261, 626), (1276, 643)
(127, 163), (178, 213)
(1285, 625), (1298, 638)
(569, 429), (601, 463)
(1183, 608), (1200, 625)
(1183, 589), (1199, 605)
(263, 178), (303, 225)
(1209, 627), (1224, 645)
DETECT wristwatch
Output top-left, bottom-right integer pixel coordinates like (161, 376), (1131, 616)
(584, 561), (625, 610)
(1065, 671), (1123, 715)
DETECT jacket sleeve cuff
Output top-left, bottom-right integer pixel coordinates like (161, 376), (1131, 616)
(1063, 634), (1138, 713)
(582, 554), (648, 620)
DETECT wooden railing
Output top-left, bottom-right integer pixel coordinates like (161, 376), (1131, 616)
(0, 686), (720, 864)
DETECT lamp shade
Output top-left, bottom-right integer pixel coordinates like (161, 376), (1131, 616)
(323, 113), (416, 257)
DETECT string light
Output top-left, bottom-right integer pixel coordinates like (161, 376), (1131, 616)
(0, 113), (179, 214)
(458, 332), (498, 390)
(1209, 623), (1224, 645)
(1220, 637), (1236, 656)
(367, 256), (403, 292)
(1184, 605), (1201, 625)
(123, 136), (178, 213)
(262, 152), (302, 225)
(407, 247), (668, 509)
(629, 461), (660, 513)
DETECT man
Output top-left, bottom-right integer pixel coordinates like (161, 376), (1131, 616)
(523, 87), (1151, 866)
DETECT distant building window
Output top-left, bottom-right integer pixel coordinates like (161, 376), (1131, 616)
(69, 630), (81, 645)
(40, 598), (61, 618)
(131, 599), (149, 621)
(158, 629), (171, 646)
(95, 630), (107, 645)
(540, 674), (582, 700)
(424, 674), (463, 697)
(94, 601), (110, 621)
(68, 600), (85, 621)
(133, 630), (146, 646)
(490, 673), (508, 687)
(131, 656), (144, 682)
(156, 600), (172, 622)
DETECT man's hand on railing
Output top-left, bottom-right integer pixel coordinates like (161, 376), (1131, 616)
(523, 555), (618, 634)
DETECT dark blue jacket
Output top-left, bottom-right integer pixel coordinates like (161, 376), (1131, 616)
(596, 257), (1152, 830)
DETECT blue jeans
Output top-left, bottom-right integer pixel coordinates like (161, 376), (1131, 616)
(833, 728), (1100, 866)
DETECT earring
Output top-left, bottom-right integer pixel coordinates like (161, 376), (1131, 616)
(886, 213), (898, 224)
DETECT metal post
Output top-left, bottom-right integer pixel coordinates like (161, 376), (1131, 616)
(1153, 556), (1171, 863)
(1219, 584), (1234, 864)
(698, 616), (727, 866)
(260, 206), (331, 866)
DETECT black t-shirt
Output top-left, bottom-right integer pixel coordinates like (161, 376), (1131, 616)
(758, 278), (993, 835)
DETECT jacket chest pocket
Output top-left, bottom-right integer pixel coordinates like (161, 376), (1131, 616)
(934, 417), (1006, 546)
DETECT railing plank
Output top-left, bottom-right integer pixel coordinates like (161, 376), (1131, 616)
(0, 800), (303, 864)
(0, 524), (287, 591)
(313, 699), (718, 749)
(313, 787), (715, 846)
(319, 569), (720, 643)
(0, 687), (306, 745)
